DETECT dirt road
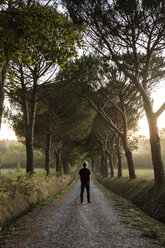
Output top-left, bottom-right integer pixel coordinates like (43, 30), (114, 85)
(3, 180), (163, 248)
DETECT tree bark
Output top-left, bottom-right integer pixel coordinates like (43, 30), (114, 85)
(45, 135), (52, 176)
(62, 154), (70, 174)
(144, 100), (165, 184)
(0, 62), (8, 129)
(101, 144), (108, 177)
(116, 134), (122, 178)
(55, 147), (62, 176)
(23, 99), (36, 174)
(25, 133), (34, 174)
(0, 74), (5, 129)
(119, 94), (136, 179)
(107, 139), (114, 178)
(91, 158), (94, 171)
(122, 136), (136, 179)
(21, 65), (38, 174)
(94, 157), (100, 173)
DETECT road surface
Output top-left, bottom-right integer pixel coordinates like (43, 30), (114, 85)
(3, 180), (163, 248)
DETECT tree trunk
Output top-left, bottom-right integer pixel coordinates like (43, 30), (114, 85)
(45, 135), (52, 176)
(0, 75), (5, 129)
(55, 148), (62, 176)
(116, 134), (122, 178)
(108, 153), (114, 177)
(101, 145), (108, 177)
(94, 157), (100, 173)
(24, 102), (37, 174)
(91, 158), (94, 171)
(25, 133), (34, 174)
(104, 154), (108, 177)
(146, 108), (165, 184)
(62, 154), (70, 174)
(120, 94), (136, 179)
(21, 65), (38, 174)
(122, 136), (136, 179)
(107, 138), (114, 178)
(0, 62), (8, 129)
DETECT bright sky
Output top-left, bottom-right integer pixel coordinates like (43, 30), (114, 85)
(0, 122), (17, 140)
(137, 84), (165, 138)
(0, 84), (165, 140)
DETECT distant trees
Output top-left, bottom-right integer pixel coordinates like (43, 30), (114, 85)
(62, 0), (165, 184)
(0, 140), (44, 169)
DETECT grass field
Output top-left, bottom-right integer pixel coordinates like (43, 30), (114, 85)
(0, 168), (155, 179)
(0, 168), (57, 178)
(114, 169), (154, 179)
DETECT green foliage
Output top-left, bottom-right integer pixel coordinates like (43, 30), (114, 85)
(1, 0), (85, 67)
(0, 175), (12, 193)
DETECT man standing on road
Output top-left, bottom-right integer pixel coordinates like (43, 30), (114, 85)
(79, 161), (92, 204)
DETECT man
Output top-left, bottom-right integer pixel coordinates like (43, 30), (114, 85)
(79, 161), (92, 204)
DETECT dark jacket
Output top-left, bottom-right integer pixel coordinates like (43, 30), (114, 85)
(79, 167), (91, 184)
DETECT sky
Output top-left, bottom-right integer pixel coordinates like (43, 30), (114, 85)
(137, 84), (165, 138)
(0, 84), (165, 141)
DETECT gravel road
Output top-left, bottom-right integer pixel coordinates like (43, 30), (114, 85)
(14, 180), (161, 248)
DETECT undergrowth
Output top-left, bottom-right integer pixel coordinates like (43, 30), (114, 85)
(0, 169), (77, 230)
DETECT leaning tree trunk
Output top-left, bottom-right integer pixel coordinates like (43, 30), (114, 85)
(122, 136), (136, 179)
(116, 134), (122, 178)
(45, 135), (52, 176)
(101, 144), (108, 177)
(133, 78), (165, 184)
(120, 94), (136, 179)
(145, 105), (165, 185)
(107, 138), (114, 178)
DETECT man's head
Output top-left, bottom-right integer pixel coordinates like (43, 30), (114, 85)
(83, 162), (87, 168)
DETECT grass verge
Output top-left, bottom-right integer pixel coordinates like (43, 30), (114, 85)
(93, 176), (165, 247)
(0, 170), (77, 229)
(0, 176), (78, 246)
(95, 173), (165, 223)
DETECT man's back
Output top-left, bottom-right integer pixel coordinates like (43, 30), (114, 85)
(79, 167), (90, 184)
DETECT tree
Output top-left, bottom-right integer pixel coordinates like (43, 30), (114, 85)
(6, 2), (85, 174)
(41, 79), (96, 174)
(60, 55), (142, 178)
(63, 0), (165, 184)
(0, 0), (53, 127)
(10, 77), (96, 175)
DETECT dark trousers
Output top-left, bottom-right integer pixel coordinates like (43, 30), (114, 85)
(80, 182), (90, 203)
